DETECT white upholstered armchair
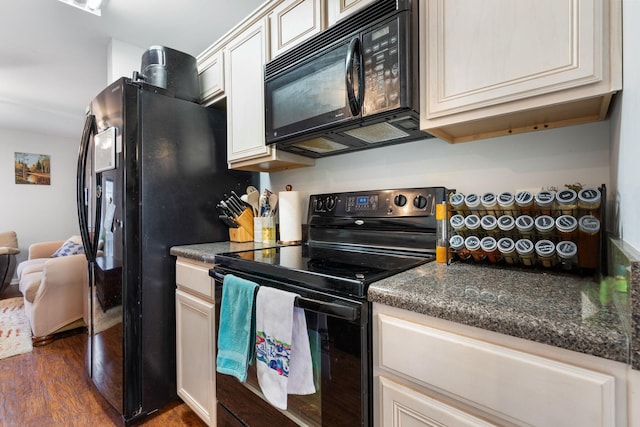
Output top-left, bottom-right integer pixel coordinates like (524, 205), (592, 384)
(16, 237), (87, 345)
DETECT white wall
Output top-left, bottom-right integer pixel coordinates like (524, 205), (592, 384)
(608, 0), (640, 252)
(0, 128), (80, 267)
(107, 38), (145, 85)
(268, 121), (610, 219)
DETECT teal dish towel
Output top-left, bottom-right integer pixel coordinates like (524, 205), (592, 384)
(216, 274), (259, 382)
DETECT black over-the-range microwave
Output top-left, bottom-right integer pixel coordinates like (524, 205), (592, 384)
(264, 0), (432, 158)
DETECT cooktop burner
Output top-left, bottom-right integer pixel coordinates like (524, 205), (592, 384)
(214, 243), (433, 298)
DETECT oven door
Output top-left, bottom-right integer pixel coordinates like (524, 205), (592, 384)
(213, 267), (371, 427)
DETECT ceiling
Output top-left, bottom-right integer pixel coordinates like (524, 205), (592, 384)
(0, 0), (264, 140)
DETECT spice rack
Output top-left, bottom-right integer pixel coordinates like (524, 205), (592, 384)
(445, 185), (606, 278)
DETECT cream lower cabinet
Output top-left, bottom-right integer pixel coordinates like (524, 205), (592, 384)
(420, 0), (622, 143)
(374, 303), (626, 427)
(175, 259), (215, 426)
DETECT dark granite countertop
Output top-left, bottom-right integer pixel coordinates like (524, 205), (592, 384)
(171, 241), (631, 364)
(368, 261), (630, 363)
(170, 241), (274, 263)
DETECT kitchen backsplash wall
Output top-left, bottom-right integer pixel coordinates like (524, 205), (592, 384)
(266, 120), (610, 221)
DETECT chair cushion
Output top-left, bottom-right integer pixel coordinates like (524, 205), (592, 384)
(52, 240), (84, 257)
(16, 258), (48, 279)
(19, 271), (42, 303)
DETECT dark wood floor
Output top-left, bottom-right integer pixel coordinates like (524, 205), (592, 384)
(0, 285), (207, 426)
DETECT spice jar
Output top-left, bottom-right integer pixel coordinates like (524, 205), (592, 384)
(449, 235), (471, 261)
(556, 241), (578, 271)
(578, 215), (600, 270)
(515, 215), (535, 239)
(515, 238), (536, 266)
(535, 239), (557, 268)
(497, 191), (516, 215)
(497, 215), (516, 238)
(577, 188), (601, 218)
(464, 214), (481, 236)
(556, 189), (578, 216)
(480, 236), (502, 263)
(497, 237), (518, 265)
(481, 192), (499, 216)
(515, 191), (535, 216)
(450, 214), (467, 236)
(464, 193), (482, 216)
(534, 190), (555, 216)
(449, 193), (467, 216)
(555, 215), (577, 242)
(480, 214), (498, 237)
(464, 236), (485, 262)
(534, 215), (555, 240)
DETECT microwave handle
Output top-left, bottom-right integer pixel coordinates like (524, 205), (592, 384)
(345, 37), (363, 116)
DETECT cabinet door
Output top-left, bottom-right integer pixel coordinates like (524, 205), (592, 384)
(327, 0), (376, 27)
(176, 289), (215, 426)
(198, 49), (224, 105)
(424, 0), (603, 118)
(270, 0), (324, 58)
(379, 377), (495, 427)
(225, 18), (271, 162)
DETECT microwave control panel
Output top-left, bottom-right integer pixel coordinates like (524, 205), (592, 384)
(362, 16), (402, 115)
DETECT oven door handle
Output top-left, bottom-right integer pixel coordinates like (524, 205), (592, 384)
(212, 271), (360, 321)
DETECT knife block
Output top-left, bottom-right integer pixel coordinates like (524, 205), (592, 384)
(229, 209), (254, 242)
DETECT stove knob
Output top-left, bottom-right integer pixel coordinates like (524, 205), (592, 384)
(394, 194), (407, 207)
(325, 196), (336, 211)
(315, 198), (324, 211)
(414, 195), (428, 209)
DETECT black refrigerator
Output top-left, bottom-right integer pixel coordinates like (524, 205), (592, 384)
(76, 77), (255, 424)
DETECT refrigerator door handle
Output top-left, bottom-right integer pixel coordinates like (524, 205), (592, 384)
(77, 113), (98, 263)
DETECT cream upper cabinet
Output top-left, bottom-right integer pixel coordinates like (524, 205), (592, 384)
(327, 0), (376, 26)
(374, 303), (628, 427)
(197, 49), (224, 106)
(224, 13), (315, 171)
(420, 0), (622, 143)
(270, 0), (324, 58)
(225, 17), (271, 163)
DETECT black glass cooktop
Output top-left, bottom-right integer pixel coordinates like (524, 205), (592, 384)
(213, 244), (433, 298)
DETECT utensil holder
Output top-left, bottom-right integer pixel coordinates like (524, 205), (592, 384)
(229, 209), (254, 242)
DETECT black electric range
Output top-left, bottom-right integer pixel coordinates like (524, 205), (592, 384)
(213, 187), (449, 299)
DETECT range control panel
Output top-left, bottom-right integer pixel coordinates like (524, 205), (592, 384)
(309, 187), (448, 219)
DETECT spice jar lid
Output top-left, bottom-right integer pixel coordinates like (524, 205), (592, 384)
(464, 235), (481, 251)
(480, 214), (497, 231)
(555, 215), (578, 233)
(450, 214), (465, 229)
(497, 191), (515, 208)
(497, 237), (515, 254)
(481, 192), (497, 207)
(535, 190), (555, 207)
(450, 193), (466, 208)
(464, 193), (481, 208)
(464, 214), (481, 230)
(556, 189), (577, 205)
(515, 238), (534, 255)
(556, 241), (578, 259)
(497, 215), (515, 231)
(480, 236), (498, 252)
(578, 188), (601, 204)
(515, 215), (534, 232)
(449, 235), (465, 250)
(534, 215), (555, 233)
(534, 239), (556, 257)
(579, 215), (601, 233)
(515, 190), (534, 207)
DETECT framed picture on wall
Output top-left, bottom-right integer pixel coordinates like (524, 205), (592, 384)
(14, 152), (51, 185)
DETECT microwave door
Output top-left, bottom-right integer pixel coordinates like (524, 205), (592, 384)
(265, 39), (358, 144)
